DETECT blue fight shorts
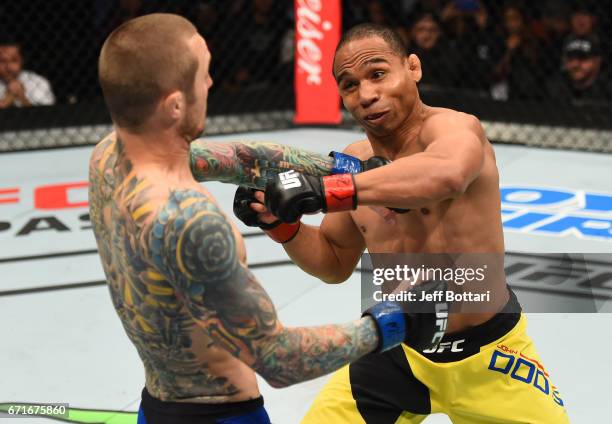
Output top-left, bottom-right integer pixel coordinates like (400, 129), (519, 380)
(137, 388), (271, 424)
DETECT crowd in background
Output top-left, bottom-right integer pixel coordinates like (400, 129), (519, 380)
(0, 0), (610, 110)
(370, 0), (612, 104)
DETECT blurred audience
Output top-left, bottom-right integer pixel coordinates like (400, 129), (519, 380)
(490, 3), (542, 100)
(344, 0), (370, 28)
(221, 0), (290, 92)
(439, 0), (493, 92)
(2, 0), (610, 108)
(191, 1), (225, 83)
(344, 0), (409, 45)
(568, 3), (598, 39)
(193, 1), (222, 51)
(367, 0), (393, 26)
(529, 1), (570, 68)
(547, 35), (611, 106)
(96, 0), (148, 45)
(408, 12), (457, 89)
(0, 39), (55, 108)
(565, 1), (609, 66)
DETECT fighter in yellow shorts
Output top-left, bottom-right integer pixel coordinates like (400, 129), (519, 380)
(231, 23), (570, 423)
(302, 290), (566, 423)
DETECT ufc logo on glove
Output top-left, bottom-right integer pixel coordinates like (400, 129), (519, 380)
(279, 170), (302, 189)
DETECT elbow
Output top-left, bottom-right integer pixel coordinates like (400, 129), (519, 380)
(320, 268), (353, 284)
(268, 380), (289, 389)
(321, 275), (347, 285)
(442, 170), (469, 199)
(254, 330), (302, 389)
(312, 254), (353, 284)
(258, 365), (298, 388)
(263, 376), (293, 389)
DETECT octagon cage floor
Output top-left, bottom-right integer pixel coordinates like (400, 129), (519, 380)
(1, 128), (611, 423)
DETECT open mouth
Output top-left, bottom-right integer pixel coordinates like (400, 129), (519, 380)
(364, 111), (388, 123)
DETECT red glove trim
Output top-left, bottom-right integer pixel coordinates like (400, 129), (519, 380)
(322, 174), (357, 212)
(264, 221), (301, 243)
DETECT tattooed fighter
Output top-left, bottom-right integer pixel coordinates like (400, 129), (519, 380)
(90, 14), (437, 424)
(194, 24), (570, 424)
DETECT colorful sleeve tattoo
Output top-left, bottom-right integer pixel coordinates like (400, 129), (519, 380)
(90, 136), (376, 393)
(160, 193), (379, 387)
(189, 140), (335, 189)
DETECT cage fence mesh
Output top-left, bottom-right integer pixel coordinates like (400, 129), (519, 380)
(0, 0), (610, 152)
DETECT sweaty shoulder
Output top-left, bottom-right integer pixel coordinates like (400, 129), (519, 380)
(342, 140), (373, 161)
(420, 108), (485, 146)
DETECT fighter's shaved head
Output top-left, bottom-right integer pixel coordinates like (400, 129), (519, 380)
(98, 13), (198, 130)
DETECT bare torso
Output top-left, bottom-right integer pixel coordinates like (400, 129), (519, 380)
(88, 133), (257, 403)
(349, 107), (508, 332)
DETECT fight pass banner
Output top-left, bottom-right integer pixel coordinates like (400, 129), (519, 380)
(294, 0), (342, 124)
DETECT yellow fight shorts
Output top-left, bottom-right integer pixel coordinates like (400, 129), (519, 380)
(302, 289), (569, 424)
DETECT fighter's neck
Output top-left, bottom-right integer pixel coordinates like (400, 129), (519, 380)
(116, 129), (193, 182)
(367, 102), (427, 159)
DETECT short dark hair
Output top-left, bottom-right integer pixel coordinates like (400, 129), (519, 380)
(334, 23), (408, 65)
(0, 33), (19, 48)
(99, 13), (198, 130)
(571, 0), (596, 15)
(411, 11), (442, 28)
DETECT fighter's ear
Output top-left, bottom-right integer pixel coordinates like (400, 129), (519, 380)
(406, 54), (422, 83)
(162, 90), (185, 122)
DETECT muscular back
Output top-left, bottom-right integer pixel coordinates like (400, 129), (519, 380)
(88, 134), (256, 402)
(89, 134), (379, 402)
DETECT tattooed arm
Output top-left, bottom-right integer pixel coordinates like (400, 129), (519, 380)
(161, 193), (378, 388)
(189, 140), (334, 189)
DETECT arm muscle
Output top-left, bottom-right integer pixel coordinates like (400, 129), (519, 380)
(161, 193), (377, 387)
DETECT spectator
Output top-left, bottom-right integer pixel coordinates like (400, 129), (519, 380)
(96, 0), (148, 45)
(221, 0), (289, 92)
(192, 1), (224, 83)
(439, 0), (493, 92)
(569, 2), (598, 38)
(409, 12), (457, 89)
(344, 1), (409, 45)
(193, 1), (221, 45)
(367, 0), (392, 25)
(0, 39), (55, 108)
(366, 0), (410, 45)
(547, 35), (611, 106)
(416, 0), (442, 13)
(534, 1), (570, 69)
(490, 3), (542, 100)
(344, 0), (370, 29)
(566, 1), (610, 63)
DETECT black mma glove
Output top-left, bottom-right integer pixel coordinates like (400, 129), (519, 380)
(265, 170), (357, 223)
(233, 186), (300, 243)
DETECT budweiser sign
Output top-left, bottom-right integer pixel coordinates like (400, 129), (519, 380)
(294, 0), (341, 124)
